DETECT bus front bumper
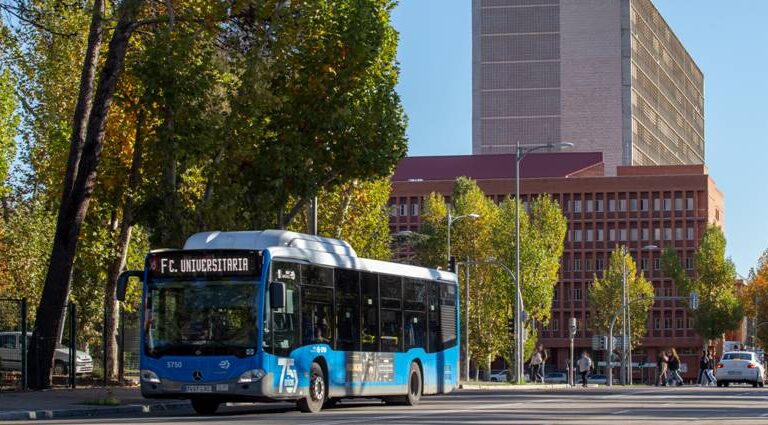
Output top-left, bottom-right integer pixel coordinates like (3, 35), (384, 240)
(141, 372), (297, 402)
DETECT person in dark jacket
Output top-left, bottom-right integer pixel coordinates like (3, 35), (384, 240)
(668, 348), (684, 386)
(698, 349), (710, 385)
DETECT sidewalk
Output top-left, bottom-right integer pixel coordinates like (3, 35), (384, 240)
(460, 381), (598, 390)
(0, 387), (189, 420)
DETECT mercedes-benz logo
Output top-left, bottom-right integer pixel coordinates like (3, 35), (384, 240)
(192, 370), (203, 381)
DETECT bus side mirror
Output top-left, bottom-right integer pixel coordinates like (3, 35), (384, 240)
(117, 270), (144, 301)
(270, 281), (286, 310)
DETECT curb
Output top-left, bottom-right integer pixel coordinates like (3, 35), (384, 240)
(0, 401), (190, 421)
(459, 383), (598, 390)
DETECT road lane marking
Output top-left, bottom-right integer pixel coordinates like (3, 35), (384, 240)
(612, 409), (630, 415)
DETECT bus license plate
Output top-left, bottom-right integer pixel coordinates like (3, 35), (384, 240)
(184, 385), (213, 393)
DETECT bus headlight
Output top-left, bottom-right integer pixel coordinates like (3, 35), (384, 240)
(141, 369), (161, 384)
(238, 369), (266, 383)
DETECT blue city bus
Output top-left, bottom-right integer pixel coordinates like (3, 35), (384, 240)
(117, 230), (459, 414)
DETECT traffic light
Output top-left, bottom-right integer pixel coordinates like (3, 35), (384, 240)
(448, 256), (457, 273)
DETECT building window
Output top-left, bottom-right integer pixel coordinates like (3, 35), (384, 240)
(654, 228), (661, 241)
(654, 318), (661, 329)
(663, 198), (672, 211)
(654, 258), (661, 271)
(688, 317), (694, 329)
(574, 259), (581, 271)
(587, 229), (594, 242)
(574, 200), (582, 213)
(586, 200), (593, 213)
(597, 228), (604, 241)
(630, 228), (639, 241)
(641, 198), (649, 211)
(609, 229), (616, 241)
(630, 199), (638, 211)
(574, 229), (582, 242)
(687, 227), (694, 240)
(676, 317), (684, 329)
(609, 199), (616, 212)
(642, 228), (649, 241)
(390, 205), (398, 217)
(664, 317), (672, 329)
(552, 318), (559, 331)
(596, 258), (605, 271)
(686, 198), (694, 210)
(411, 203), (419, 216)
(400, 204), (407, 216)
(641, 258), (648, 270)
(619, 229), (627, 241)
(685, 257), (694, 270)
(664, 287), (673, 297)
(596, 199), (604, 212)
(573, 288), (582, 301)
(619, 199), (627, 212)
(586, 259), (593, 271)
(654, 198), (661, 211)
(675, 198), (683, 211)
(664, 228), (672, 240)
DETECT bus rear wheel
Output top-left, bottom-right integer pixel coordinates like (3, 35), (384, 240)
(298, 362), (326, 413)
(386, 362), (422, 406)
(191, 399), (220, 415)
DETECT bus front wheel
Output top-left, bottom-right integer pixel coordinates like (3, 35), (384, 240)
(298, 362), (326, 413)
(191, 399), (220, 415)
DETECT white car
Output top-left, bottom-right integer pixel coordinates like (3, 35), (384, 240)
(715, 351), (765, 387)
(0, 331), (93, 375)
(489, 370), (508, 382)
(544, 372), (568, 383)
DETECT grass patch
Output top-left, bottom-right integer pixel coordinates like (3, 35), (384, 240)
(81, 390), (122, 406)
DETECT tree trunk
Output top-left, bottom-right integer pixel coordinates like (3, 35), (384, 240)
(103, 108), (144, 381)
(29, 0), (143, 390)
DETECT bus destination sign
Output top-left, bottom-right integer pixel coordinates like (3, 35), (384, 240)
(148, 251), (259, 278)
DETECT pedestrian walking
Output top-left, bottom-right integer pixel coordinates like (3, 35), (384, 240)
(530, 350), (543, 383)
(537, 344), (548, 382)
(668, 348), (684, 386)
(698, 349), (710, 385)
(577, 351), (593, 388)
(706, 348), (718, 386)
(656, 350), (669, 386)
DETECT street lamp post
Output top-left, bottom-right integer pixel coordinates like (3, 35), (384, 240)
(513, 141), (573, 383)
(622, 244), (660, 385)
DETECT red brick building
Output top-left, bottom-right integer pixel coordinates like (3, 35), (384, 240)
(389, 152), (724, 380)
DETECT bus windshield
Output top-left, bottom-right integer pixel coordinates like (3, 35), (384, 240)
(145, 280), (257, 357)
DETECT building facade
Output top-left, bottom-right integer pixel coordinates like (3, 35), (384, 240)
(389, 153), (723, 380)
(472, 0), (705, 174)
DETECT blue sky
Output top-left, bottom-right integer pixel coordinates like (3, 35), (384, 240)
(391, 0), (768, 276)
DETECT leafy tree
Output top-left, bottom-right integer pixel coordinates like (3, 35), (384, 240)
(0, 68), (18, 197)
(588, 246), (654, 348)
(743, 250), (768, 348)
(289, 177), (393, 260)
(663, 225), (743, 342)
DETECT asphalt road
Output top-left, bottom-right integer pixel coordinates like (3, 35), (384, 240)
(7, 385), (768, 424)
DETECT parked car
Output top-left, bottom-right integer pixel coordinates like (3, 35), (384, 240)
(715, 351), (765, 387)
(544, 372), (568, 383)
(489, 370), (508, 382)
(0, 331), (93, 375)
(588, 374), (611, 385)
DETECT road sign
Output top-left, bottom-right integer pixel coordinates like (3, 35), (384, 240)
(568, 317), (577, 338)
(592, 335), (607, 350)
(689, 291), (699, 310)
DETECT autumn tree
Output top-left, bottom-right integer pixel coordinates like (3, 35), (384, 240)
(588, 246), (655, 347)
(743, 249), (768, 348)
(663, 225), (743, 343)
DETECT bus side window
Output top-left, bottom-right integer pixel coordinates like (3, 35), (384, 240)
(379, 274), (403, 353)
(301, 265), (335, 347)
(427, 281), (441, 353)
(439, 283), (458, 349)
(360, 272), (379, 352)
(404, 278), (426, 350)
(335, 269), (360, 351)
(270, 261), (301, 357)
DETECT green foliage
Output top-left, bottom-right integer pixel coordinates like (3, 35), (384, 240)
(663, 225), (743, 340)
(289, 177), (393, 260)
(413, 178), (568, 375)
(588, 246), (654, 347)
(0, 68), (18, 192)
(744, 249), (768, 348)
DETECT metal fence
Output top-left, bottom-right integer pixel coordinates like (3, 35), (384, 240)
(0, 298), (140, 391)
